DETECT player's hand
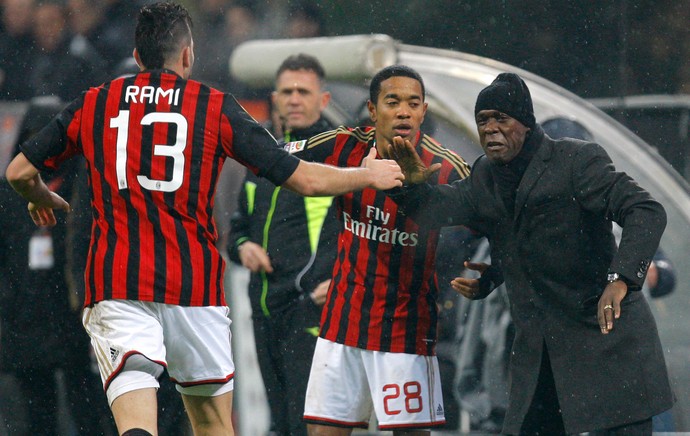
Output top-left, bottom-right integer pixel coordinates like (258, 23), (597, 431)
(310, 279), (331, 306)
(386, 136), (441, 185)
(238, 241), (273, 273)
(361, 147), (404, 189)
(450, 261), (490, 299)
(598, 280), (627, 334)
(27, 192), (71, 227)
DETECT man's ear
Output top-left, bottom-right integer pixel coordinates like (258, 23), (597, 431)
(367, 100), (377, 123)
(132, 49), (145, 71)
(320, 91), (331, 110)
(182, 45), (192, 69)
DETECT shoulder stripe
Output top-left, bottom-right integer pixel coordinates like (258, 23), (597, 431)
(350, 126), (376, 143)
(305, 128), (339, 149)
(306, 126), (374, 149)
(419, 134), (471, 178)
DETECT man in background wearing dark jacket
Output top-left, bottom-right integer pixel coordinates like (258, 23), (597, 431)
(227, 53), (336, 436)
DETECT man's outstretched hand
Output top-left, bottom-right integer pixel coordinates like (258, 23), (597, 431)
(386, 136), (441, 185)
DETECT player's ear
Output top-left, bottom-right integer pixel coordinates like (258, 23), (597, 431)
(367, 100), (377, 123)
(132, 49), (145, 71)
(182, 45), (192, 70)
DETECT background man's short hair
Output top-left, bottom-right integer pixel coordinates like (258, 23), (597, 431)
(275, 53), (325, 81)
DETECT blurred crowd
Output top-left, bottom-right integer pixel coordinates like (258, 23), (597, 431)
(4, 0), (689, 103)
(0, 0), (326, 103)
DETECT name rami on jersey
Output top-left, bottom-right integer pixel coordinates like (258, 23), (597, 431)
(125, 85), (181, 106)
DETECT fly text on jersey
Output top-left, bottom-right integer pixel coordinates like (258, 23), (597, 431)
(342, 211), (418, 247)
(125, 85), (181, 106)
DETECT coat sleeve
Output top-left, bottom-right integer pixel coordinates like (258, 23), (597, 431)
(388, 176), (478, 229)
(572, 142), (666, 288)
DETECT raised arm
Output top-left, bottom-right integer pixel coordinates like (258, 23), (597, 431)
(282, 147), (404, 196)
(385, 136), (480, 230)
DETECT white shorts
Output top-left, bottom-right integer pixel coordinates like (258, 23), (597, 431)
(82, 300), (234, 405)
(304, 338), (445, 430)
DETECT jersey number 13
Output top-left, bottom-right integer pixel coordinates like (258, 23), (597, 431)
(111, 110), (188, 192)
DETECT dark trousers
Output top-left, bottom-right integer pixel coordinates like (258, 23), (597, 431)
(252, 297), (322, 436)
(518, 347), (566, 436)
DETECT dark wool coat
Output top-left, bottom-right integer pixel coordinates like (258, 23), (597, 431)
(392, 126), (673, 434)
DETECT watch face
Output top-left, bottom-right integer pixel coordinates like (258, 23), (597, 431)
(607, 272), (620, 282)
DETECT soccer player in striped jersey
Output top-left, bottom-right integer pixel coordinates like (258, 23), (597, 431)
(293, 65), (471, 434)
(4, 3), (404, 436)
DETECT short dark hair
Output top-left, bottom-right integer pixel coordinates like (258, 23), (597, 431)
(135, 2), (193, 70)
(275, 53), (326, 81)
(369, 65), (425, 104)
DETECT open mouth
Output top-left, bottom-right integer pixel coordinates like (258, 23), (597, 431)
(393, 124), (412, 136)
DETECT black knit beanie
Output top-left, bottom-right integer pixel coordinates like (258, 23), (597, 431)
(474, 73), (535, 128)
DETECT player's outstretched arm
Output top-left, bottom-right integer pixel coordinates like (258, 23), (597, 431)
(5, 152), (71, 227)
(282, 148), (404, 196)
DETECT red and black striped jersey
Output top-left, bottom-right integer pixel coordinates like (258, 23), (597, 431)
(20, 69), (300, 307)
(289, 126), (470, 355)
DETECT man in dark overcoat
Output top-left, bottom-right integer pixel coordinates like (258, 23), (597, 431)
(387, 73), (674, 434)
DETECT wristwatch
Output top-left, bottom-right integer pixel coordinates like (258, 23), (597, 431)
(607, 272), (621, 283)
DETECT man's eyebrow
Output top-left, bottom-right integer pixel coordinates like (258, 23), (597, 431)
(382, 93), (422, 100)
(279, 85), (311, 92)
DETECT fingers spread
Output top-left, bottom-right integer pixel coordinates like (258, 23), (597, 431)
(428, 163), (443, 174)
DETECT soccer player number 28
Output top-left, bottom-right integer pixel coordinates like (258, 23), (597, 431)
(111, 110), (188, 192)
(382, 381), (424, 415)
